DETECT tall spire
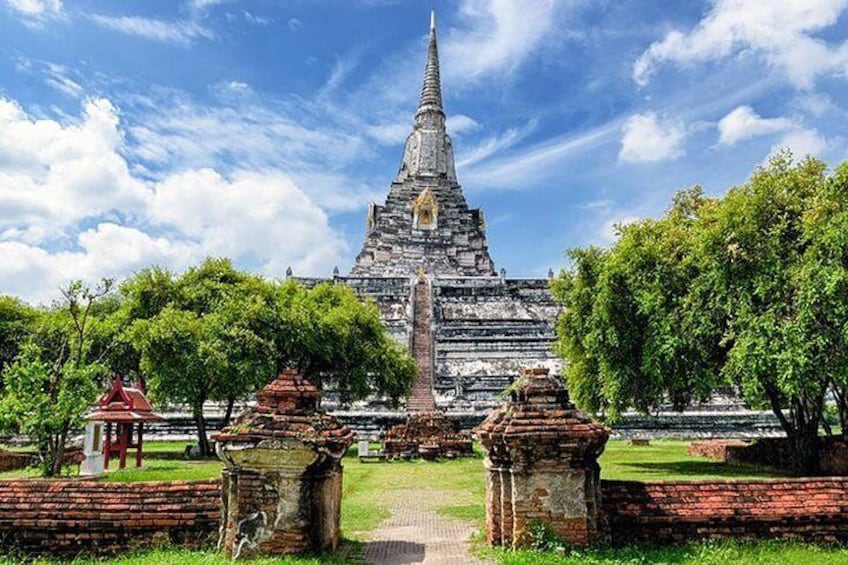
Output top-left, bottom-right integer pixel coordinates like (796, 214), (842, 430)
(416, 9), (443, 121)
(394, 10), (457, 182)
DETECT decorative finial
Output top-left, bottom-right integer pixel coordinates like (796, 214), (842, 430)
(333, 266), (340, 277)
(416, 8), (443, 119)
(548, 268), (554, 279)
(286, 266), (293, 278)
(500, 267), (506, 279)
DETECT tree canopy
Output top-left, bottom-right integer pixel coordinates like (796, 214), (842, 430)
(554, 153), (848, 474)
(0, 296), (36, 381)
(120, 258), (416, 454)
(1, 258), (416, 461)
(0, 281), (112, 476)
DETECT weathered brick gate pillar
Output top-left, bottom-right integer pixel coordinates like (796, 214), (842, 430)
(214, 370), (354, 559)
(477, 368), (609, 548)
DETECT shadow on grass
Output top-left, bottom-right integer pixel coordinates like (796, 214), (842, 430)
(612, 460), (787, 479)
(359, 540), (425, 564)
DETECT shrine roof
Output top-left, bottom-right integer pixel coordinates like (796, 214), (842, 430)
(88, 376), (162, 422)
(87, 409), (162, 423)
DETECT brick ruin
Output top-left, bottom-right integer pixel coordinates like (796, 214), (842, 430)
(295, 14), (561, 416)
(4, 474), (848, 557)
(213, 370), (354, 558)
(690, 437), (848, 475)
(477, 368), (609, 548)
(382, 411), (473, 460)
(603, 477), (848, 545)
(0, 449), (37, 472)
(0, 479), (219, 557)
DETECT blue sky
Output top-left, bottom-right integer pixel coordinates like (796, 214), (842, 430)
(1, 0), (847, 302)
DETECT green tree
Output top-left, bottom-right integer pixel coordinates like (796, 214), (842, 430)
(125, 260), (276, 455)
(0, 281), (112, 476)
(551, 247), (608, 416)
(0, 296), (36, 382)
(554, 188), (722, 420)
(696, 154), (848, 474)
(124, 259), (416, 455)
(798, 161), (848, 437)
(555, 154), (848, 474)
(129, 308), (227, 456)
(282, 281), (417, 405)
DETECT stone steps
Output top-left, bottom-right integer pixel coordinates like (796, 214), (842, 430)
(408, 278), (437, 412)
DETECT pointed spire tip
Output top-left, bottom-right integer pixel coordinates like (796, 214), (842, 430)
(430, 10), (436, 31)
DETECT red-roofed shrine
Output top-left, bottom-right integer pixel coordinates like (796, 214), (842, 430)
(88, 376), (162, 470)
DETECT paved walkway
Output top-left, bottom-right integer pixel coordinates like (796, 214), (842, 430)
(361, 488), (487, 565)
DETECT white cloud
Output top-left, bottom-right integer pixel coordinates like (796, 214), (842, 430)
(214, 80), (253, 97)
(0, 97), (346, 303)
(42, 62), (83, 98)
(619, 112), (686, 163)
(795, 93), (842, 118)
(717, 105), (795, 145)
(124, 91), (374, 211)
(3, 0), (62, 24)
(89, 14), (214, 47)
(769, 129), (828, 159)
(462, 120), (620, 188)
(443, 0), (564, 84)
(446, 114), (481, 136)
(0, 226), (198, 305)
(0, 97), (150, 239)
(456, 119), (536, 169)
(244, 11), (272, 26)
(633, 0), (848, 89)
(599, 215), (640, 245)
(716, 105), (831, 159)
(366, 122), (409, 145)
(287, 17), (302, 31)
(188, 0), (227, 11)
(149, 169), (345, 275)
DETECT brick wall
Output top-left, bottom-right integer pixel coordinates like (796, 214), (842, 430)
(687, 439), (748, 461)
(0, 451), (37, 473)
(602, 478), (848, 545)
(689, 438), (848, 475)
(5, 476), (848, 556)
(0, 479), (221, 557)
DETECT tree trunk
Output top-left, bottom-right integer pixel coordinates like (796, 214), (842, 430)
(764, 386), (823, 475)
(194, 404), (210, 456)
(789, 426), (822, 475)
(43, 436), (54, 477)
(833, 384), (847, 441)
(222, 395), (236, 429)
(51, 430), (66, 477)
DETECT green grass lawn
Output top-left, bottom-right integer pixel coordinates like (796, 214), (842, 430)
(599, 439), (786, 480)
(4, 540), (847, 565)
(342, 446), (487, 537)
(0, 439), (786, 482)
(0, 548), (359, 565)
(99, 459), (224, 482)
(482, 539), (848, 565)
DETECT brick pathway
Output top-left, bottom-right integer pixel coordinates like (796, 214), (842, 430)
(361, 488), (487, 564)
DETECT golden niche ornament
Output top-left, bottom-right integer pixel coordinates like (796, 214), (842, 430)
(413, 188), (438, 230)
